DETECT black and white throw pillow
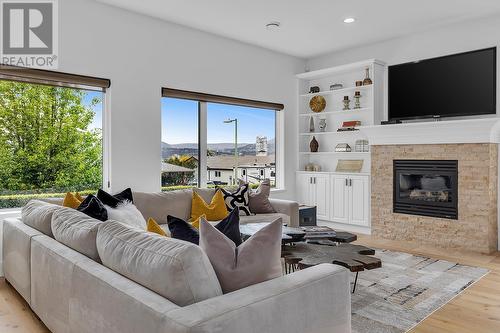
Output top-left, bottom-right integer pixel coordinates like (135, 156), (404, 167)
(220, 184), (251, 216)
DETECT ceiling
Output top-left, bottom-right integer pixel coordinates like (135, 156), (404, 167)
(95, 0), (500, 58)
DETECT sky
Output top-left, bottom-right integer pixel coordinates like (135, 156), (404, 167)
(83, 90), (103, 130)
(83, 95), (276, 144)
(161, 97), (276, 144)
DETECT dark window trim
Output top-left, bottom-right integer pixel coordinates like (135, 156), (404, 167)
(0, 64), (111, 91)
(162, 87), (284, 111)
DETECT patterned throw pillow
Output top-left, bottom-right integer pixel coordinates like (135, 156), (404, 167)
(220, 184), (251, 216)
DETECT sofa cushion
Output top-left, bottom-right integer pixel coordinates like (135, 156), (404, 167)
(97, 188), (134, 208)
(199, 217), (283, 293)
(133, 190), (192, 223)
(51, 206), (104, 262)
(62, 192), (84, 209)
(105, 201), (146, 230)
(191, 190), (228, 221)
(22, 200), (62, 237)
(167, 207), (242, 246)
(220, 184), (251, 216)
(77, 194), (108, 221)
(96, 220), (222, 306)
(247, 179), (276, 214)
(147, 218), (167, 236)
(240, 213), (288, 225)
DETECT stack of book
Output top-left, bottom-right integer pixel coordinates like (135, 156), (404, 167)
(337, 120), (361, 132)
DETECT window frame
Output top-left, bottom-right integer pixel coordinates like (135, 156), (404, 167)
(0, 67), (111, 195)
(162, 88), (284, 191)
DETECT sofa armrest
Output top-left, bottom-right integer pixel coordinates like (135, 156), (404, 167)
(163, 264), (351, 333)
(268, 198), (299, 227)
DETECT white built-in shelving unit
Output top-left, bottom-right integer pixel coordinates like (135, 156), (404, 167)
(296, 59), (385, 233)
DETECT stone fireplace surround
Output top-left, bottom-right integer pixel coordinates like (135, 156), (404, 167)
(362, 119), (500, 253)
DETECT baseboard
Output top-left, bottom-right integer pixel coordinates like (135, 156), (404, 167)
(317, 220), (371, 235)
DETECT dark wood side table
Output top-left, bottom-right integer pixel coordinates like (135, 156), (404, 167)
(282, 243), (381, 293)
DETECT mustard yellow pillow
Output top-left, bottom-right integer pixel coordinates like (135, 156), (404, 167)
(147, 218), (167, 237)
(63, 192), (83, 209)
(190, 214), (206, 230)
(191, 190), (228, 221)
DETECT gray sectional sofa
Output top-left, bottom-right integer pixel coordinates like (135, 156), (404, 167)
(2, 188), (351, 333)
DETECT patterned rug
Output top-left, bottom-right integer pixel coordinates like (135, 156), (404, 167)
(351, 249), (489, 333)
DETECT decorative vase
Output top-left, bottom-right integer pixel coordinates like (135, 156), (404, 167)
(309, 116), (315, 132)
(310, 136), (319, 152)
(354, 91), (362, 109)
(319, 118), (327, 132)
(362, 67), (373, 85)
(343, 96), (351, 110)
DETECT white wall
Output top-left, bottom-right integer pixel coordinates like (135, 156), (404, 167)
(307, 15), (500, 122)
(57, 0), (303, 199)
(308, 15), (500, 73)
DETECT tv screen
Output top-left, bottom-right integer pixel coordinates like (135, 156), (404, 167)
(388, 47), (496, 121)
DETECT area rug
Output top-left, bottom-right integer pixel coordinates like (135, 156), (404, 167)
(351, 249), (489, 333)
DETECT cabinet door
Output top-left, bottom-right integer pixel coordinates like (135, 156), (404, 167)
(312, 175), (330, 220)
(330, 175), (349, 223)
(296, 174), (312, 206)
(349, 175), (370, 226)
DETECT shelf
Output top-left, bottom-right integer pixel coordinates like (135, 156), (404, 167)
(299, 107), (372, 117)
(296, 59), (385, 80)
(300, 130), (362, 136)
(299, 151), (370, 155)
(300, 85), (372, 97)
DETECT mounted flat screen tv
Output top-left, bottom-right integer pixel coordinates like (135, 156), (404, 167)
(388, 47), (496, 121)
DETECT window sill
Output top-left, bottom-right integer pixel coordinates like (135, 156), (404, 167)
(270, 188), (286, 194)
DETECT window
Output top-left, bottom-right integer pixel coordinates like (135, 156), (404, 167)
(161, 88), (283, 190)
(161, 98), (199, 190)
(0, 66), (109, 208)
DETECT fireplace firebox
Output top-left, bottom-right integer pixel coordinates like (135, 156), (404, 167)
(393, 160), (458, 219)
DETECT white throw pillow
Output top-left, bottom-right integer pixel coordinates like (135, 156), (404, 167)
(105, 201), (146, 230)
(199, 217), (283, 293)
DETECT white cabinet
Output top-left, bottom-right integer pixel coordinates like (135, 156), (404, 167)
(349, 176), (370, 226)
(296, 173), (330, 220)
(331, 175), (350, 224)
(296, 173), (313, 206)
(330, 174), (369, 227)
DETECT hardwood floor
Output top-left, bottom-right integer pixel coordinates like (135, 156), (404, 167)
(0, 279), (49, 332)
(0, 235), (499, 332)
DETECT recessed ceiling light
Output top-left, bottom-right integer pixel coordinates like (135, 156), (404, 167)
(343, 17), (356, 24)
(266, 21), (281, 31)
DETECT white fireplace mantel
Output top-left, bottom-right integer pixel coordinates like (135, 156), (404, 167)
(360, 118), (500, 145)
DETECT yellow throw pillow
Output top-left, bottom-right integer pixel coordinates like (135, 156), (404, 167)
(190, 214), (206, 230)
(147, 218), (167, 237)
(191, 190), (228, 221)
(63, 192), (83, 209)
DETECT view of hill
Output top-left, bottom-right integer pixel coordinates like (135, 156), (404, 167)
(162, 139), (275, 159)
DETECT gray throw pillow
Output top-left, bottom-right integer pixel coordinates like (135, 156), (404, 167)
(199, 217), (282, 293)
(51, 206), (104, 262)
(97, 220), (222, 306)
(22, 200), (62, 237)
(241, 179), (276, 214)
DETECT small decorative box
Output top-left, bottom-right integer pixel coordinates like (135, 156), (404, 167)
(335, 143), (352, 152)
(355, 139), (369, 152)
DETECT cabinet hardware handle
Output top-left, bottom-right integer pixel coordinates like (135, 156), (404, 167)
(349, 179), (352, 186)
(314, 177), (316, 184)
(345, 178), (348, 186)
